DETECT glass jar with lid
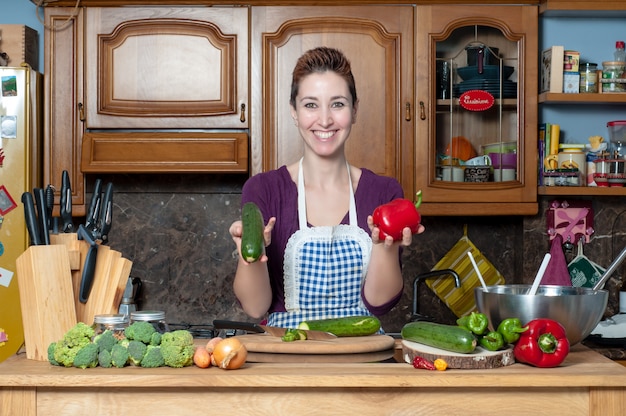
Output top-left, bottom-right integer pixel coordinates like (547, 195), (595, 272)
(130, 310), (169, 333)
(579, 62), (598, 93)
(93, 314), (129, 339)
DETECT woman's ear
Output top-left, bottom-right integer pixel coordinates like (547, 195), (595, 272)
(290, 107), (298, 126)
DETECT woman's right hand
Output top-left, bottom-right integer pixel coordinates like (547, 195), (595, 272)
(229, 217), (276, 264)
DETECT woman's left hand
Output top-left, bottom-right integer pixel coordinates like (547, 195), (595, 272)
(368, 215), (423, 247)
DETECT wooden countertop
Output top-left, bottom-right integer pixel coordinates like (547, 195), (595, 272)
(2, 343), (626, 389)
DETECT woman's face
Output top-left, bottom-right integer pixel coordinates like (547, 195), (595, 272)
(291, 71), (357, 158)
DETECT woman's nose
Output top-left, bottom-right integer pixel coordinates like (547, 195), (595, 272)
(318, 108), (333, 126)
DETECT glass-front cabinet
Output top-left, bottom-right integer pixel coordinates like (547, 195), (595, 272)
(416, 5), (538, 216)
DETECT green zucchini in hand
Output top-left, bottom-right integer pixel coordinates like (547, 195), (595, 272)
(298, 315), (381, 337)
(401, 321), (477, 354)
(240, 202), (264, 263)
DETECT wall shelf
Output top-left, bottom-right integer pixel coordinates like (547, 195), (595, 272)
(538, 186), (626, 196)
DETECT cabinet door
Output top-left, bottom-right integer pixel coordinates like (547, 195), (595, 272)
(251, 6), (414, 198)
(84, 7), (248, 129)
(416, 5), (538, 216)
(44, 7), (86, 215)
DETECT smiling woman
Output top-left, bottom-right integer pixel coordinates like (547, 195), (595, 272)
(228, 47), (425, 331)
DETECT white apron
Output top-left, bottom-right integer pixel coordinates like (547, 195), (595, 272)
(267, 159), (373, 328)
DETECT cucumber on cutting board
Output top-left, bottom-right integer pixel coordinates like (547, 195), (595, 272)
(401, 321), (477, 354)
(240, 202), (264, 263)
(298, 316), (381, 337)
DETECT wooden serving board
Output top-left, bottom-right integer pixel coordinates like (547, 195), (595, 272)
(402, 339), (515, 369)
(245, 349), (395, 363)
(233, 334), (395, 354)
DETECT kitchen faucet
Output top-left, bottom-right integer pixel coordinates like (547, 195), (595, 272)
(411, 269), (461, 322)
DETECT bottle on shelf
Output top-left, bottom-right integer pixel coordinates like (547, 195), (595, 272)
(614, 41), (626, 62)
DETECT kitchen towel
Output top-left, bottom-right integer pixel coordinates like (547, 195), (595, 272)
(542, 234), (573, 286)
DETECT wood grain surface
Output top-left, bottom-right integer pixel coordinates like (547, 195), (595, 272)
(233, 333), (396, 354)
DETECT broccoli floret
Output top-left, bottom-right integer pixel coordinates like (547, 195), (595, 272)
(149, 331), (162, 346)
(160, 330), (195, 368)
(141, 345), (165, 368)
(73, 343), (99, 369)
(47, 342), (60, 366)
(110, 343), (129, 368)
(127, 340), (148, 366)
(98, 349), (113, 368)
(124, 321), (156, 344)
(93, 329), (118, 353)
(53, 322), (96, 367)
(161, 330), (194, 347)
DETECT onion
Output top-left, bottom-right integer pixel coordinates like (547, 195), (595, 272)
(212, 338), (248, 370)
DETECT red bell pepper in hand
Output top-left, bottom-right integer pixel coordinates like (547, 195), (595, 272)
(372, 191), (422, 241)
(513, 319), (570, 368)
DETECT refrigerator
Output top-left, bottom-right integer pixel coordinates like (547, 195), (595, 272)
(0, 65), (41, 363)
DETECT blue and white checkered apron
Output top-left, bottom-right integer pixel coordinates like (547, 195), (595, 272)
(267, 159), (373, 328)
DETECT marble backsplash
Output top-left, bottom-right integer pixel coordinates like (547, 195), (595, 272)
(94, 173), (626, 333)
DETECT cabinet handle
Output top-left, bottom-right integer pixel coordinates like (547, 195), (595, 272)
(78, 102), (85, 122)
(405, 102), (411, 122)
(240, 103), (246, 123)
(419, 101), (426, 120)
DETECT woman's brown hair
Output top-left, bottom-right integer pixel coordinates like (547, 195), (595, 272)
(289, 46), (357, 108)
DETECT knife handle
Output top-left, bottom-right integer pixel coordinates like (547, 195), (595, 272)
(212, 319), (265, 333)
(60, 170), (74, 233)
(79, 244), (98, 303)
(21, 192), (42, 246)
(99, 182), (113, 243)
(85, 179), (102, 232)
(33, 188), (50, 245)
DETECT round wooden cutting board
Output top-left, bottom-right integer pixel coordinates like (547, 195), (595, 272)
(402, 339), (515, 369)
(233, 333), (396, 354)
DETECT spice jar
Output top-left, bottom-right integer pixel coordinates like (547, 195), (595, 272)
(130, 310), (170, 333)
(602, 61), (626, 92)
(93, 314), (129, 338)
(579, 63), (598, 93)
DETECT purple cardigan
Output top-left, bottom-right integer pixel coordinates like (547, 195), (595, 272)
(241, 166), (404, 316)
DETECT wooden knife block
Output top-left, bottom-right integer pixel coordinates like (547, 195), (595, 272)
(16, 244), (77, 361)
(16, 235), (133, 361)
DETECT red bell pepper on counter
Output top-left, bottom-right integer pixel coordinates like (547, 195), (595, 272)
(513, 319), (570, 368)
(372, 191), (422, 241)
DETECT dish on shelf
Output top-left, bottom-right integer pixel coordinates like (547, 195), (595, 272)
(456, 65), (515, 81)
(453, 80), (517, 98)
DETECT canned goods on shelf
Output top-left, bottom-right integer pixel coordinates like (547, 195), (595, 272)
(579, 63), (598, 93)
(602, 61), (626, 92)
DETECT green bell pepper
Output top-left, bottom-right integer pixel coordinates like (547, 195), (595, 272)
(479, 331), (505, 351)
(456, 312), (489, 336)
(497, 318), (528, 344)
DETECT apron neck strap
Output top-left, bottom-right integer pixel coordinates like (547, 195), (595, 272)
(297, 158), (357, 229)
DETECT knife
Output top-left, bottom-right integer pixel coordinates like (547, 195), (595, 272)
(97, 182), (113, 244)
(60, 170), (74, 233)
(85, 178), (102, 234)
(213, 319), (337, 340)
(33, 188), (50, 245)
(21, 192), (42, 246)
(77, 224), (98, 303)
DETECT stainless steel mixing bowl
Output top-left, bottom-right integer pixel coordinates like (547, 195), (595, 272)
(474, 285), (608, 345)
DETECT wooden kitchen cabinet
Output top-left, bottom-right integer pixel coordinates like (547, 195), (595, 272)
(415, 5), (539, 216)
(43, 6), (249, 214)
(250, 6), (415, 199)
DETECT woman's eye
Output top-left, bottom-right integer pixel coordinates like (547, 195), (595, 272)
(303, 102), (317, 109)
(331, 101), (346, 108)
